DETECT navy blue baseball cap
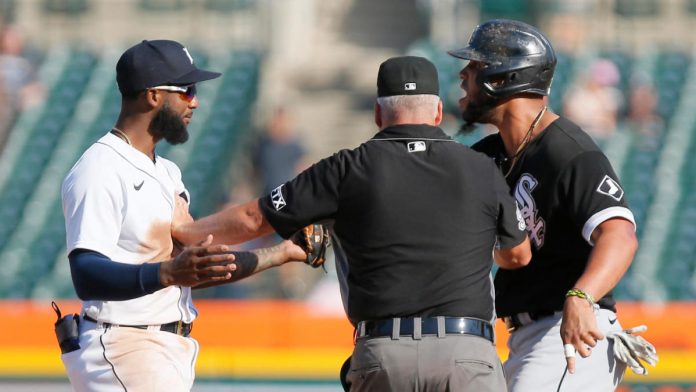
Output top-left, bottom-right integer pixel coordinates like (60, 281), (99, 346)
(377, 56), (439, 97)
(116, 39), (221, 95)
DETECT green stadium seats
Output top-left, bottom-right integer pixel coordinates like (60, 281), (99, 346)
(138, 0), (185, 12)
(204, 0), (254, 12)
(42, 0), (89, 14)
(479, 0), (532, 21)
(614, 0), (660, 16)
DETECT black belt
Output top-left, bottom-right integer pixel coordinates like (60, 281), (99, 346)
(83, 315), (192, 337)
(502, 310), (558, 332)
(356, 317), (494, 343)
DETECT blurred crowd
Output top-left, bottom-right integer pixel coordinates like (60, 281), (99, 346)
(562, 57), (663, 145)
(0, 20), (670, 303)
(0, 24), (43, 151)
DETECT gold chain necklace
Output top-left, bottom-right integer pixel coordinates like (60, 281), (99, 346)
(504, 105), (547, 178)
(110, 127), (132, 146)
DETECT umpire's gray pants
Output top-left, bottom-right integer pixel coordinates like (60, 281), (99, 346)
(346, 334), (506, 392)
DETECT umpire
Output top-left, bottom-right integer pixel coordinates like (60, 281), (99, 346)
(172, 56), (531, 391)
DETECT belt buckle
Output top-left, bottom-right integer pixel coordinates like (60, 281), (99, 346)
(175, 320), (183, 335)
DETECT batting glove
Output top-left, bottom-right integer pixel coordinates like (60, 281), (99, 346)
(607, 325), (658, 375)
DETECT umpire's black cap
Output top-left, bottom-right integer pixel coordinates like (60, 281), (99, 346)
(116, 39), (221, 96)
(377, 56), (439, 97)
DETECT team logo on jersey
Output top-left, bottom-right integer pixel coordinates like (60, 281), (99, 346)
(514, 174), (545, 249)
(596, 175), (624, 201)
(271, 185), (287, 211)
(407, 141), (426, 152)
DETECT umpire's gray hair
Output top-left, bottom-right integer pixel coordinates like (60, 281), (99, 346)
(376, 94), (440, 121)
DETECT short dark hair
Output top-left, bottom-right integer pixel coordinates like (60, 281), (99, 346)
(120, 89), (142, 101)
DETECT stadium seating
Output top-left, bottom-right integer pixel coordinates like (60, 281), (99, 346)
(1, 41), (696, 302)
(0, 49), (96, 297)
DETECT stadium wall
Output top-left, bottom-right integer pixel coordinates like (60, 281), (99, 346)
(0, 300), (693, 384)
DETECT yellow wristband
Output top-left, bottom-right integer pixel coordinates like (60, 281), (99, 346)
(566, 288), (595, 306)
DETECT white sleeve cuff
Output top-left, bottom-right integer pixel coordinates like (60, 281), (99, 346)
(582, 206), (636, 246)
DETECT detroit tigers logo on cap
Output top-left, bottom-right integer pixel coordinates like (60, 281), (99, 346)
(271, 185), (287, 211)
(182, 47), (193, 64)
(596, 175), (624, 201)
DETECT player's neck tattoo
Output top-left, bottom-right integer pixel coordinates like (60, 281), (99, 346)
(505, 105), (547, 178)
(111, 127), (132, 146)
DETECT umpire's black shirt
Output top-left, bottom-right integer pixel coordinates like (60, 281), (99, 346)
(260, 124), (526, 325)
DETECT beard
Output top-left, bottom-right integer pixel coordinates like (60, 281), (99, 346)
(149, 102), (189, 145)
(458, 94), (497, 135)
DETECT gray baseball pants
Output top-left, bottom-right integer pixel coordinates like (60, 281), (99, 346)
(504, 309), (626, 392)
(347, 333), (506, 391)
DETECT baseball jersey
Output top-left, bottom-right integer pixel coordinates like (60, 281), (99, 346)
(62, 132), (196, 325)
(259, 124), (527, 324)
(472, 116), (635, 317)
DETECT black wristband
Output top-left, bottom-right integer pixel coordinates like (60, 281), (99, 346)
(229, 251), (259, 282)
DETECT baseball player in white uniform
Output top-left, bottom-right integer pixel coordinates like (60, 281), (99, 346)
(61, 40), (306, 391)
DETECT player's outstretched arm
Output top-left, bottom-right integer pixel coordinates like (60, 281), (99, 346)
(561, 217), (638, 373)
(494, 236), (532, 269)
(575, 218), (637, 299)
(69, 235), (236, 301)
(194, 240), (307, 289)
(159, 235), (237, 287)
(172, 197), (275, 246)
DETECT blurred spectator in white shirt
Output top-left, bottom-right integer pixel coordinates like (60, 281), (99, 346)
(563, 59), (623, 142)
(0, 25), (44, 149)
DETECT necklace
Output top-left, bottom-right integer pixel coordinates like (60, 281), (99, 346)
(110, 127), (132, 146)
(504, 105), (547, 178)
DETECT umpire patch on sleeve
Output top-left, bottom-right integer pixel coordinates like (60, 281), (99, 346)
(271, 185), (287, 211)
(596, 175), (624, 201)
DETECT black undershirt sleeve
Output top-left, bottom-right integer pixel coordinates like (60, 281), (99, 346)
(192, 251), (260, 290)
(68, 249), (164, 301)
(227, 251), (259, 282)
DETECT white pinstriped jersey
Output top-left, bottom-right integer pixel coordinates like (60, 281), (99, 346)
(61, 132), (196, 325)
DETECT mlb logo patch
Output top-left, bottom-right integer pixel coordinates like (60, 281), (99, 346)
(596, 175), (624, 201)
(407, 141), (426, 153)
(405, 82), (417, 91)
(271, 185), (287, 211)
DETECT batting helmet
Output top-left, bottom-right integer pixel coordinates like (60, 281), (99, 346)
(448, 19), (557, 101)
